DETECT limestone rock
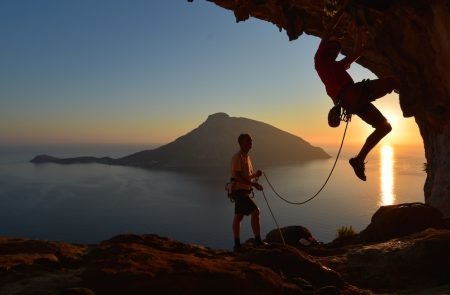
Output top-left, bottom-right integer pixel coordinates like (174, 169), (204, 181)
(81, 234), (301, 294)
(0, 237), (86, 295)
(328, 229), (450, 292)
(3, 202), (450, 294)
(358, 202), (445, 243)
(237, 245), (344, 289)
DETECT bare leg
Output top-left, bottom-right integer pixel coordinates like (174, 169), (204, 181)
(233, 214), (244, 239)
(250, 208), (261, 238)
(350, 102), (392, 181)
(357, 122), (392, 161)
(346, 77), (397, 181)
(356, 103), (392, 161)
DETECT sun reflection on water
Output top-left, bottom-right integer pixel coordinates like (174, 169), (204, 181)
(380, 144), (395, 206)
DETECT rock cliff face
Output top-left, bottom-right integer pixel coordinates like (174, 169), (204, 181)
(206, 0), (450, 216)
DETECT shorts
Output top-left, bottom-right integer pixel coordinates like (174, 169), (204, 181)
(234, 190), (258, 216)
(339, 77), (397, 128)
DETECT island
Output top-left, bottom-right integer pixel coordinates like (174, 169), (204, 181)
(31, 113), (330, 171)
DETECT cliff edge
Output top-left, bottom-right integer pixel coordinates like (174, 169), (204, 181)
(1, 203), (449, 295)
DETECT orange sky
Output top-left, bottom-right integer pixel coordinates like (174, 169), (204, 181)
(238, 92), (423, 148)
(284, 93), (423, 147)
(0, 93), (423, 148)
(0, 2), (424, 148)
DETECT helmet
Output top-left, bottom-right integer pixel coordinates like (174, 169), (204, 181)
(328, 105), (341, 128)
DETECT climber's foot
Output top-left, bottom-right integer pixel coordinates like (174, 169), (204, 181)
(349, 157), (367, 181)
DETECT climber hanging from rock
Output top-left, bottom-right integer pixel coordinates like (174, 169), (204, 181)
(315, 0), (399, 181)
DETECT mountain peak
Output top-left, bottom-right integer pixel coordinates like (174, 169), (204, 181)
(31, 113), (330, 170)
(206, 112), (230, 121)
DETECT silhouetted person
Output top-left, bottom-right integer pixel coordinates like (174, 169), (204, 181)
(230, 133), (264, 251)
(315, 2), (399, 181)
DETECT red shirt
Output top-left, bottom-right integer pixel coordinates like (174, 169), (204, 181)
(314, 40), (354, 102)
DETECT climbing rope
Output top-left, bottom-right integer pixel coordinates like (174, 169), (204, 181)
(263, 119), (350, 205)
(256, 119), (350, 247)
(260, 188), (286, 247)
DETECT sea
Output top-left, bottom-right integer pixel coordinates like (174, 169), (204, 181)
(0, 143), (426, 250)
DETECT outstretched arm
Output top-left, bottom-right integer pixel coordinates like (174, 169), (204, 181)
(339, 26), (367, 69)
(322, 0), (351, 41)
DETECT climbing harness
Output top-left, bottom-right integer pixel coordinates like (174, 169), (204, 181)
(225, 153), (256, 202)
(225, 182), (256, 202)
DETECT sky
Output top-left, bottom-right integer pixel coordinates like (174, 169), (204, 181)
(0, 0), (422, 147)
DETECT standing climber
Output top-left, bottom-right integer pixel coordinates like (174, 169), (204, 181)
(230, 133), (265, 251)
(315, 1), (399, 181)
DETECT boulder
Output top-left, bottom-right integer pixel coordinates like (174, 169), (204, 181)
(265, 225), (319, 247)
(329, 229), (450, 291)
(359, 203), (445, 242)
(237, 245), (344, 289)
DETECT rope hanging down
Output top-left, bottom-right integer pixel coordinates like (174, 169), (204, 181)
(256, 119), (350, 246)
(260, 188), (286, 247)
(263, 119), (350, 205)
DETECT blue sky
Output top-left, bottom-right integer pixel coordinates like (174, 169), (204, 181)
(0, 1), (419, 145)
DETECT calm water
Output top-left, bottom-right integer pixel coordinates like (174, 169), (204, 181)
(0, 143), (425, 249)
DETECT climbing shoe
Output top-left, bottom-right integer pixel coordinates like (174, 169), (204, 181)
(233, 244), (243, 252)
(349, 157), (367, 181)
(254, 239), (268, 247)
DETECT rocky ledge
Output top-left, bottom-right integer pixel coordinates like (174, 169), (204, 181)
(1, 203), (449, 295)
